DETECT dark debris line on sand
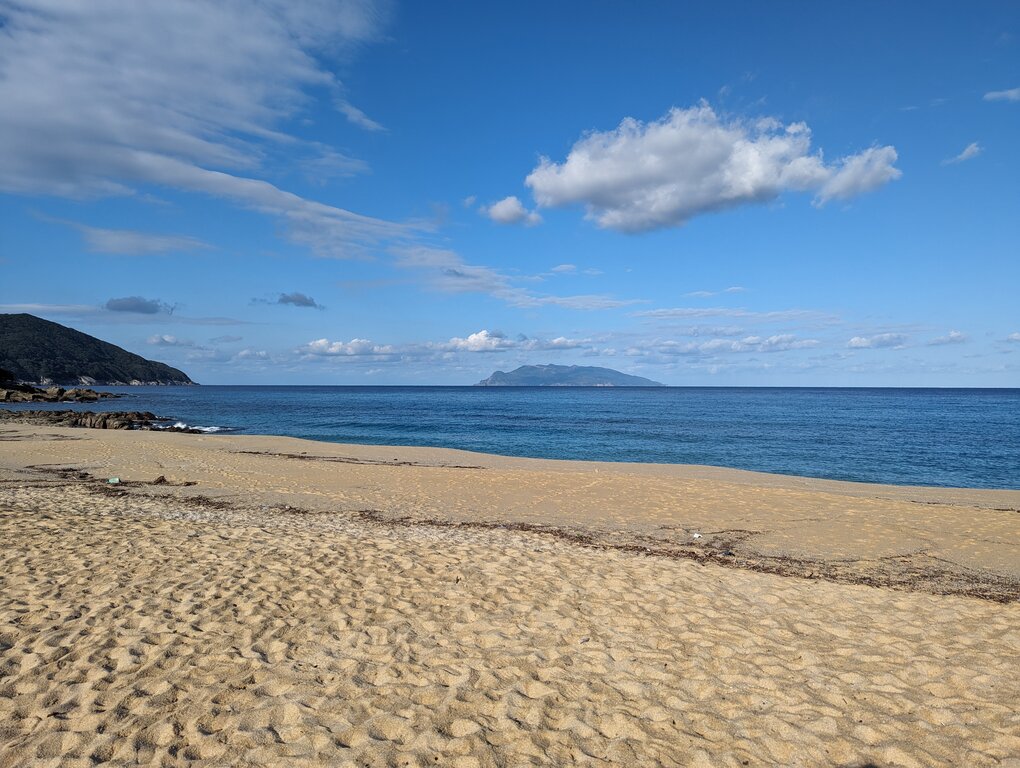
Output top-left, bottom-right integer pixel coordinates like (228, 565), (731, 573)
(231, 449), (485, 470)
(13, 463), (1017, 605)
(350, 511), (1020, 605)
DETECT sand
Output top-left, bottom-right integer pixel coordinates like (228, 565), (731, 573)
(1, 424), (1018, 766)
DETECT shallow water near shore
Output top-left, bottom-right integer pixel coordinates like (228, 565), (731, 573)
(6, 385), (1019, 489)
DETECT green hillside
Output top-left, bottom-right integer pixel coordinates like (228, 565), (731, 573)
(0, 314), (194, 385)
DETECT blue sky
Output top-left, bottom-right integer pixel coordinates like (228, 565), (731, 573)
(1, 1), (1017, 385)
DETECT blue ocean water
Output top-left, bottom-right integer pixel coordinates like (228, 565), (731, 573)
(7, 386), (1019, 489)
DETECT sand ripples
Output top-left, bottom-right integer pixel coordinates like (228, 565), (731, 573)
(1, 477), (1019, 766)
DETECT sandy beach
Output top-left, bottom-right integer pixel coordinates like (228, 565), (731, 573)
(1, 423), (1018, 767)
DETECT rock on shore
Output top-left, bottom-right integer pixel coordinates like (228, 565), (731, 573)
(0, 409), (202, 432)
(0, 384), (121, 403)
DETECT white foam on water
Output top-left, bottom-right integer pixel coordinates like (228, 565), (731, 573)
(157, 421), (228, 433)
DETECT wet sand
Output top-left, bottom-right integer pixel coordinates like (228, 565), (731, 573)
(1, 424), (1018, 766)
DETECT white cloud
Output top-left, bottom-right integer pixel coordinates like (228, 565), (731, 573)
(302, 338), (397, 357)
(0, 1), (411, 258)
(298, 329), (591, 363)
(442, 330), (516, 352)
(485, 196), (542, 226)
(942, 142), (982, 166)
(147, 334), (195, 347)
(1007, 333), (1020, 342)
(815, 146), (902, 204)
(436, 331), (586, 354)
(928, 330), (967, 346)
(984, 88), (1020, 102)
(550, 264), (577, 273)
(847, 333), (908, 349)
(525, 104), (900, 232)
(235, 348), (268, 361)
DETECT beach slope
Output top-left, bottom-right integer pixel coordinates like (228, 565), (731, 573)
(1, 425), (1018, 766)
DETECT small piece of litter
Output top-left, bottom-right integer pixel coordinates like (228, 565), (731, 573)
(107, 477), (120, 484)
(691, 532), (702, 539)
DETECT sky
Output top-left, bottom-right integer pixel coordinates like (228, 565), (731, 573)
(0, 0), (1018, 386)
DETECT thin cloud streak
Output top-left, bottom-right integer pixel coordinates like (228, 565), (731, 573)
(984, 87), (1020, 102)
(393, 247), (642, 310)
(942, 142), (982, 165)
(633, 306), (835, 323)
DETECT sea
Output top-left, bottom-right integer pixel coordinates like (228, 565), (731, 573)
(7, 386), (1020, 490)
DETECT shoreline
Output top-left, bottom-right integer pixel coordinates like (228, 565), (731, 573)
(2, 424), (1019, 765)
(3, 406), (1019, 493)
(5, 384), (1018, 490)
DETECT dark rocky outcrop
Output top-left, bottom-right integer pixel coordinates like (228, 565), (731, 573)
(0, 409), (203, 433)
(0, 313), (193, 385)
(0, 383), (121, 403)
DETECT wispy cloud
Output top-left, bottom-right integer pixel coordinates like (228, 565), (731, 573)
(335, 100), (386, 132)
(942, 142), (982, 165)
(0, 301), (247, 326)
(683, 286), (745, 298)
(42, 215), (211, 255)
(633, 306), (833, 323)
(525, 103), (900, 232)
(0, 2), (413, 258)
(393, 246), (641, 310)
(984, 87), (1020, 102)
(625, 334), (819, 358)
(81, 226), (210, 255)
(847, 333), (908, 349)
(928, 330), (967, 346)
(0, 303), (99, 316)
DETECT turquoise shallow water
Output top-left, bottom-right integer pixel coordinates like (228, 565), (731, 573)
(8, 386), (1019, 489)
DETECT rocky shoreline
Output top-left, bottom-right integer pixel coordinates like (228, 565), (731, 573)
(0, 383), (122, 403)
(0, 409), (206, 433)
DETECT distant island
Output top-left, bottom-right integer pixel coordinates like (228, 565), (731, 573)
(476, 364), (662, 387)
(0, 313), (194, 386)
